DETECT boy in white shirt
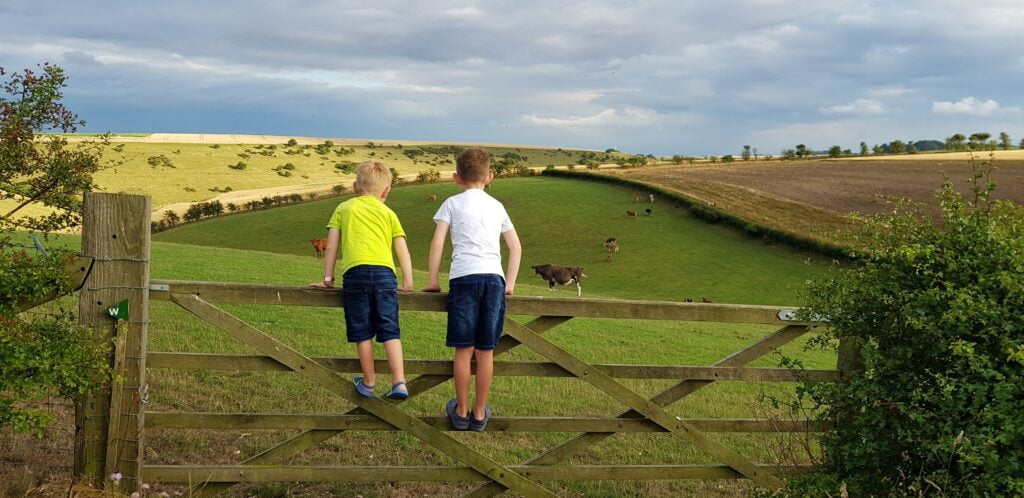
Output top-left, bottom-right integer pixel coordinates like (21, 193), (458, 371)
(423, 148), (522, 431)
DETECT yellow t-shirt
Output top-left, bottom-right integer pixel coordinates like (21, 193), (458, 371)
(327, 196), (407, 276)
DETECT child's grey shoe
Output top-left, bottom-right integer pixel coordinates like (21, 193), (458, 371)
(446, 398), (470, 430)
(468, 405), (492, 432)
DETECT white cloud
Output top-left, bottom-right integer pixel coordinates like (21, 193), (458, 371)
(931, 96), (1020, 116)
(521, 107), (655, 128)
(441, 6), (483, 19)
(819, 98), (884, 115)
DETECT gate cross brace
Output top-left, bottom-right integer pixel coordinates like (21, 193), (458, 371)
(189, 314), (572, 496)
(465, 323), (809, 496)
(169, 293), (556, 498)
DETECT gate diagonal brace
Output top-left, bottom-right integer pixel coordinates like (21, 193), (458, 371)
(468, 318), (797, 495)
(190, 315), (572, 496)
(169, 293), (557, 497)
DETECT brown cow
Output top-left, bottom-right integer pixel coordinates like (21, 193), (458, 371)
(603, 240), (619, 252)
(701, 297), (714, 303)
(531, 264), (586, 296)
(311, 238), (329, 259)
(634, 195), (642, 204)
(427, 194), (437, 202)
(626, 210), (637, 218)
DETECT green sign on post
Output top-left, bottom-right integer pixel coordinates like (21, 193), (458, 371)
(107, 299), (130, 321)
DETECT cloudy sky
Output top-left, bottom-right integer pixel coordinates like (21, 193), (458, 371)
(2, 1), (1022, 154)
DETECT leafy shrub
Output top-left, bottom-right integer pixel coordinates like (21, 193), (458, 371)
(335, 162), (357, 174)
(285, 138), (298, 147)
(721, 155), (735, 162)
(416, 168), (440, 183)
(228, 161), (247, 170)
(783, 157), (1024, 496)
(146, 154), (175, 168)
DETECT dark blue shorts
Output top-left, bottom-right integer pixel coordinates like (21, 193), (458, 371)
(342, 265), (400, 343)
(446, 274), (506, 350)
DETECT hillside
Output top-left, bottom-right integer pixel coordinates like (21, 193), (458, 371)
(154, 176), (827, 304)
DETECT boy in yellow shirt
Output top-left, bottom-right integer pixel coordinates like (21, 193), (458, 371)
(310, 161), (414, 399)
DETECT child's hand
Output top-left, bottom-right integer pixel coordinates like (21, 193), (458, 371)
(422, 283), (442, 293)
(309, 282), (333, 289)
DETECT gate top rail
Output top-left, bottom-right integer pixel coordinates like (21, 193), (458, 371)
(148, 279), (807, 325)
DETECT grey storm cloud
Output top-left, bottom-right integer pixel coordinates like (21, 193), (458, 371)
(1, 0), (1022, 154)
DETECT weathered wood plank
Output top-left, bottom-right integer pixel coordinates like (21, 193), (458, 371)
(465, 324), (809, 497)
(76, 193), (150, 492)
(500, 318), (786, 490)
(145, 412), (830, 433)
(17, 256), (93, 312)
(145, 352), (838, 381)
(150, 280), (802, 324)
(145, 464), (808, 483)
(190, 316), (571, 497)
(169, 294), (555, 498)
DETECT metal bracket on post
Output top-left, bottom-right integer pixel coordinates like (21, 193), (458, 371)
(776, 309), (799, 321)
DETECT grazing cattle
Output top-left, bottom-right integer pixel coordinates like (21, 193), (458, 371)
(427, 194), (437, 202)
(683, 298), (693, 303)
(311, 238), (329, 259)
(634, 195), (642, 204)
(605, 237), (617, 243)
(701, 297), (714, 303)
(649, 194), (655, 203)
(603, 240), (619, 252)
(645, 208), (652, 216)
(626, 210), (637, 218)
(531, 264), (586, 296)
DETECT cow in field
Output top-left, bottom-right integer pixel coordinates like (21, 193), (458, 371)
(603, 238), (619, 252)
(311, 238), (329, 259)
(626, 210), (637, 218)
(634, 195), (642, 204)
(427, 194), (437, 202)
(531, 264), (586, 296)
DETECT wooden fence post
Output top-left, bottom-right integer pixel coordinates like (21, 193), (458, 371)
(75, 193), (151, 491)
(837, 336), (865, 379)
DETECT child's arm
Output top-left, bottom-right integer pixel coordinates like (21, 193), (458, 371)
(393, 236), (414, 291)
(422, 221), (449, 292)
(309, 228), (341, 288)
(502, 228), (522, 296)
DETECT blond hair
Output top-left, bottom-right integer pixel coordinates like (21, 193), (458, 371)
(353, 161), (392, 195)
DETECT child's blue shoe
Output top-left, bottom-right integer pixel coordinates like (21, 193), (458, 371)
(386, 381), (408, 400)
(353, 377), (375, 397)
(469, 404), (492, 432)
(446, 398), (470, 430)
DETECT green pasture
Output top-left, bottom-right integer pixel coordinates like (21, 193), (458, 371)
(155, 176), (825, 304)
(20, 176), (835, 496)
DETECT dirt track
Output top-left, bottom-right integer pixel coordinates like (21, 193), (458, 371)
(626, 158), (1024, 217)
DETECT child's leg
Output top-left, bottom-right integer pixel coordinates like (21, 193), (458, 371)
(453, 346), (475, 417)
(472, 348), (494, 420)
(355, 339), (376, 390)
(381, 339), (406, 384)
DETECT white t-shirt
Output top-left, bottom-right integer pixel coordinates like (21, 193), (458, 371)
(433, 188), (514, 280)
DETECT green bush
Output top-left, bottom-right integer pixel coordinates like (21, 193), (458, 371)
(1, 248), (110, 435)
(416, 168), (440, 184)
(784, 158), (1024, 496)
(228, 161), (247, 170)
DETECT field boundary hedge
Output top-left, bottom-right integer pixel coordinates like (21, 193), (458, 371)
(542, 169), (852, 259)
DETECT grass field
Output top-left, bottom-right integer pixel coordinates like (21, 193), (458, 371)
(0, 138), (622, 228)
(5, 177), (835, 497)
(154, 177), (826, 304)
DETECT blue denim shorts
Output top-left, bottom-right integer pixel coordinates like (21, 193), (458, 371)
(342, 265), (400, 343)
(446, 274), (506, 350)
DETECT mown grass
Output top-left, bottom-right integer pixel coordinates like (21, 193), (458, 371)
(155, 176), (828, 304)
(9, 177), (836, 496)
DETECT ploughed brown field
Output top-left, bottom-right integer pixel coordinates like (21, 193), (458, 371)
(605, 157), (1024, 248)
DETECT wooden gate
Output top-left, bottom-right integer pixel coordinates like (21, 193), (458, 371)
(74, 193), (846, 496)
